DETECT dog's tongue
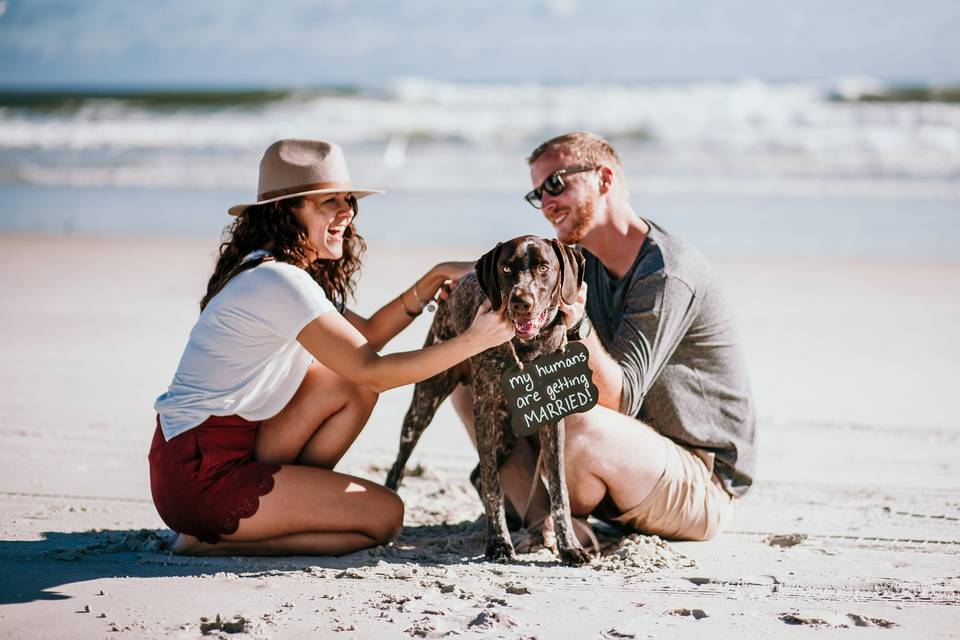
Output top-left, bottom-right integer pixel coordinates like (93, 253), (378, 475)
(514, 319), (536, 335)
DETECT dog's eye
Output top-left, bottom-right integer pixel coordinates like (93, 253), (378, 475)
(537, 264), (549, 273)
(501, 266), (511, 273)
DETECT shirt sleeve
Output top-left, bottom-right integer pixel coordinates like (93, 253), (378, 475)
(609, 272), (698, 416)
(241, 263), (337, 339)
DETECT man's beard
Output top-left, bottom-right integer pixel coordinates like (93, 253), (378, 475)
(559, 199), (594, 244)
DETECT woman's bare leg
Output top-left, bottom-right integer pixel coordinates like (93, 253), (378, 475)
(255, 361), (379, 468)
(172, 465), (403, 556)
(171, 364), (392, 557)
(172, 531), (377, 557)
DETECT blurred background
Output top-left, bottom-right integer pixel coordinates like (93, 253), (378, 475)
(1, 0), (958, 255)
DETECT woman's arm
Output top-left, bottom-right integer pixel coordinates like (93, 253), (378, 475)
(344, 262), (473, 351)
(298, 301), (513, 393)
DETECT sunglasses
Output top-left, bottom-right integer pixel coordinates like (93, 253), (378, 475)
(524, 165), (598, 209)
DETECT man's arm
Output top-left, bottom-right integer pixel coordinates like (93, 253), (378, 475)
(578, 330), (624, 410)
(565, 271), (697, 415)
(606, 274), (697, 417)
(561, 282), (624, 409)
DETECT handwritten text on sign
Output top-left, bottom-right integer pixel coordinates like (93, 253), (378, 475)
(499, 341), (599, 437)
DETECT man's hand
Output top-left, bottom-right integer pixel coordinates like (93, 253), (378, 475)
(559, 282), (588, 330)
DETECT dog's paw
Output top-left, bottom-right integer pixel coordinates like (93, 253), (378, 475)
(559, 545), (592, 566)
(485, 537), (516, 563)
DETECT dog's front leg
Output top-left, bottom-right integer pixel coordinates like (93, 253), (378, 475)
(474, 399), (515, 562)
(539, 419), (591, 565)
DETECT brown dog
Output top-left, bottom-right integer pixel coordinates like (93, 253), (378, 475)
(385, 235), (590, 564)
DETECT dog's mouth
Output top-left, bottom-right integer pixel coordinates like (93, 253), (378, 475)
(511, 307), (554, 341)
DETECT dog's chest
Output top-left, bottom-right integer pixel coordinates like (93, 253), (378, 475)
(469, 329), (564, 399)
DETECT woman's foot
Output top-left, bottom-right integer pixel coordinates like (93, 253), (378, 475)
(169, 532), (204, 555)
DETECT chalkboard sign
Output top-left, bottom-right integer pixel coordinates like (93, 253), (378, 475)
(499, 341), (599, 437)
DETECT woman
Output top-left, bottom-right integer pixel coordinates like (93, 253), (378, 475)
(151, 138), (513, 556)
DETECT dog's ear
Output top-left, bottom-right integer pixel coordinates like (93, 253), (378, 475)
(550, 239), (585, 305)
(475, 242), (505, 311)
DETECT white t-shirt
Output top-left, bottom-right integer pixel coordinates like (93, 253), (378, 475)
(155, 253), (336, 441)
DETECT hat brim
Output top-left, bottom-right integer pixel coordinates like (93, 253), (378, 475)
(228, 187), (384, 217)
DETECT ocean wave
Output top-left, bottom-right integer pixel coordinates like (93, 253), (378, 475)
(827, 77), (960, 103)
(1, 78), (958, 192)
(4, 151), (957, 201)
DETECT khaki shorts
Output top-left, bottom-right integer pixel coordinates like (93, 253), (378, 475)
(593, 439), (736, 541)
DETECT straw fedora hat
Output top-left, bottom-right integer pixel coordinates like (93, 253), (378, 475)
(228, 138), (384, 216)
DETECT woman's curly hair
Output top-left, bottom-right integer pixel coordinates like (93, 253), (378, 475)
(200, 196), (365, 312)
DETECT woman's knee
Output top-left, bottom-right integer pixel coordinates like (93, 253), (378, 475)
(351, 380), (379, 416)
(368, 489), (404, 544)
(320, 366), (379, 417)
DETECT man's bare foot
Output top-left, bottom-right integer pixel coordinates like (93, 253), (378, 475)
(511, 515), (597, 555)
(541, 515), (597, 549)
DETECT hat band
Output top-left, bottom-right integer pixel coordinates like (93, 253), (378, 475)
(259, 180), (354, 201)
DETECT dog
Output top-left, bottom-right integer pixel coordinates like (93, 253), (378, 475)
(385, 235), (591, 565)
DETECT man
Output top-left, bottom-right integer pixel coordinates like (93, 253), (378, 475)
(456, 132), (755, 544)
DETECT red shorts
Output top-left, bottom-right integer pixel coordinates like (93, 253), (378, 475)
(148, 415), (280, 544)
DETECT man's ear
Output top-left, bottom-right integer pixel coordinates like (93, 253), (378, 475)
(550, 239), (585, 305)
(475, 242), (505, 311)
(597, 165), (614, 195)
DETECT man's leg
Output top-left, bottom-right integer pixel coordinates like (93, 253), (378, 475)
(450, 385), (666, 530)
(560, 406), (667, 517)
(453, 385), (733, 541)
(564, 406), (735, 541)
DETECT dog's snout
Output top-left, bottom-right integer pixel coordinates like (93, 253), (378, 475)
(509, 289), (534, 314)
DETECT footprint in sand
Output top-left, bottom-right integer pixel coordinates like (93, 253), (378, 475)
(780, 611), (896, 628)
(765, 533), (807, 547)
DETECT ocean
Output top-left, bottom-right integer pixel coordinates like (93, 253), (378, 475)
(1, 77), (958, 257)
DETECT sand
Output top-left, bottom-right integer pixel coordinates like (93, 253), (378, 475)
(1, 234), (958, 639)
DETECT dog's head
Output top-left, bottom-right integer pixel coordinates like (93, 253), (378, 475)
(475, 235), (584, 341)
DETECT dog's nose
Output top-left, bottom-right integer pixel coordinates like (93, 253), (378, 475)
(509, 291), (534, 314)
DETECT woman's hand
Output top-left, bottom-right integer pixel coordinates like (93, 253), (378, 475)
(559, 282), (588, 330)
(429, 261), (475, 301)
(465, 301), (515, 351)
(432, 261), (474, 282)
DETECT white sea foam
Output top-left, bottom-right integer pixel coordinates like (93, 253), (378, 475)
(1, 77), (958, 196)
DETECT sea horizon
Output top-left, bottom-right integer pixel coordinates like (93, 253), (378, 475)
(2, 75), (959, 99)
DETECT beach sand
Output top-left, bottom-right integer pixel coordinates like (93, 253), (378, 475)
(1, 234), (958, 638)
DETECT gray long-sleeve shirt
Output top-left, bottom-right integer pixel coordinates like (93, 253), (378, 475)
(583, 220), (756, 497)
